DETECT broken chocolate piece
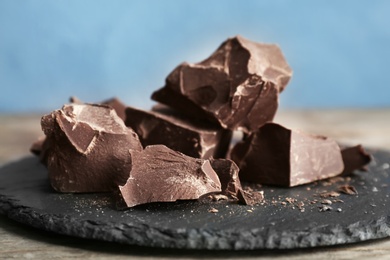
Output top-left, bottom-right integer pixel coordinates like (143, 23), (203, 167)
(341, 145), (372, 175)
(119, 145), (221, 208)
(125, 105), (231, 159)
(209, 158), (247, 204)
(231, 123), (344, 187)
(237, 190), (264, 206)
(152, 35), (292, 133)
(41, 103), (142, 192)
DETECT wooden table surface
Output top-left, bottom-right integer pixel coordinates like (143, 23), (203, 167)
(1, 109), (390, 259)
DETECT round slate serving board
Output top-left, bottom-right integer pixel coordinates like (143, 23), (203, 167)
(1, 150), (390, 250)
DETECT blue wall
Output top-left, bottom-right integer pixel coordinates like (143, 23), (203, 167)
(1, 0), (389, 112)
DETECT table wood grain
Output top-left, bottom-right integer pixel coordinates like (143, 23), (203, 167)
(1, 110), (390, 259)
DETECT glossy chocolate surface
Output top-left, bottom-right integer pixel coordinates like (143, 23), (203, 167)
(41, 103), (142, 192)
(152, 36), (292, 133)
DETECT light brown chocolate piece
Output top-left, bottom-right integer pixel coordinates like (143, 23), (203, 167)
(119, 145), (221, 208)
(41, 103), (142, 192)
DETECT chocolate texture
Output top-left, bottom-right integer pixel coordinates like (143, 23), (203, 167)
(41, 103), (142, 192)
(125, 105), (232, 159)
(119, 145), (221, 208)
(209, 158), (247, 204)
(341, 145), (372, 175)
(231, 123), (344, 187)
(152, 35), (292, 133)
(4, 149), (389, 250)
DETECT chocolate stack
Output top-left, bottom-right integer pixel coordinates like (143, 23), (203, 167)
(33, 35), (371, 208)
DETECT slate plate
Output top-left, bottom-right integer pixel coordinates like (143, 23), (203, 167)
(0, 150), (390, 250)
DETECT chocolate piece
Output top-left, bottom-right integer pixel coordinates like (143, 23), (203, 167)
(30, 96), (126, 156)
(209, 159), (246, 203)
(41, 103), (142, 192)
(125, 105), (231, 159)
(152, 35), (292, 133)
(119, 145), (221, 208)
(231, 123), (344, 187)
(341, 145), (372, 175)
(237, 190), (264, 206)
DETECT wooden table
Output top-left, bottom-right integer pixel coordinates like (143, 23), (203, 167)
(1, 110), (390, 259)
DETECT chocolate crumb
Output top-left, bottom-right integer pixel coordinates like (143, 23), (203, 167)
(338, 185), (358, 195)
(319, 205), (333, 212)
(208, 207), (219, 213)
(319, 191), (341, 198)
(285, 197), (296, 204)
(321, 199), (332, 205)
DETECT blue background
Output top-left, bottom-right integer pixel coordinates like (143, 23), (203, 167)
(1, 0), (389, 113)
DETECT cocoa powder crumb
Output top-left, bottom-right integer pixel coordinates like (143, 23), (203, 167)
(208, 207), (218, 213)
(319, 191), (341, 198)
(338, 185), (358, 195)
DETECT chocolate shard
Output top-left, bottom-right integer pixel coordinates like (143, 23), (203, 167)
(125, 104), (231, 159)
(119, 145), (221, 208)
(209, 159), (247, 204)
(237, 189), (265, 206)
(152, 35), (292, 133)
(341, 145), (372, 175)
(230, 123), (344, 187)
(41, 103), (143, 193)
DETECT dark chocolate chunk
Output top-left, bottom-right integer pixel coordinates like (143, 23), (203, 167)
(209, 159), (247, 204)
(119, 145), (221, 208)
(125, 105), (231, 159)
(230, 123), (344, 187)
(30, 96), (126, 158)
(152, 35), (292, 133)
(341, 145), (372, 175)
(41, 103), (143, 192)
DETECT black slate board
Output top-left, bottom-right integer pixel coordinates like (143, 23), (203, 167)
(1, 150), (390, 250)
